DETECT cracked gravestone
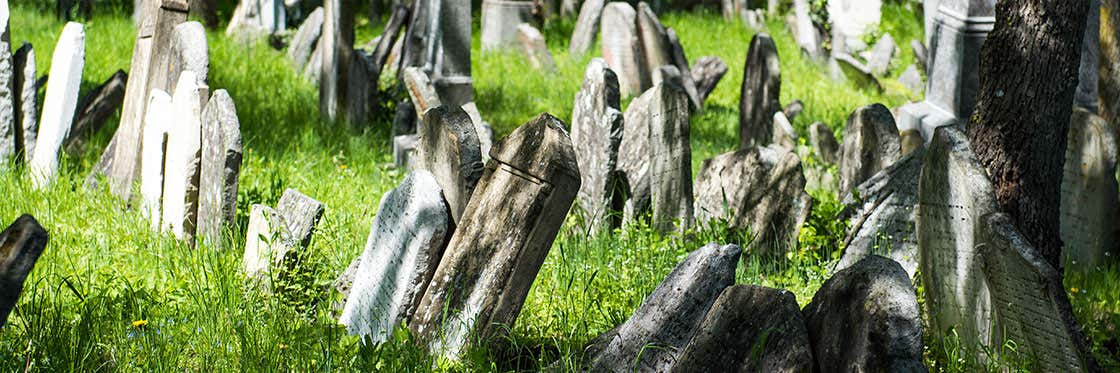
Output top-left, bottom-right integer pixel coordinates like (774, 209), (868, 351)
(838, 103), (900, 197)
(30, 22), (83, 189)
(571, 58), (624, 229)
(739, 33), (781, 149)
(197, 90), (242, 246)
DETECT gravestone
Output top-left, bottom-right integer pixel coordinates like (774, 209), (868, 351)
(601, 2), (647, 97)
(30, 22), (84, 189)
(12, 43), (35, 161)
(739, 33), (781, 149)
(417, 105), (483, 224)
(368, 5), (410, 82)
(461, 102), (493, 161)
(828, 0), (881, 52)
(900, 128), (923, 156)
(0, 0), (13, 163)
(161, 72), (206, 241)
(772, 111), (797, 149)
(838, 103), (900, 197)
(809, 122), (840, 164)
(244, 189), (326, 281)
(197, 90), (242, 246)
(1075, 0), (1101, 112)
(803, 255), (925, 372)
(648, 72), (694, 233)
(339, 171), (451, 344)
(66, 70), (127, 156)
(1103, 0), (1120, 126)
(140, 90), (172, 230)
(571, 58), (624, 228)
(911, 40), (928, 73)
(899, 64), (923, 95)
(402, 0), (474, 108)
(836, 149), (923, 277)
(288, 6), (323, 71)
(1060, 108), (1119, 271)
(690, 56), (727, 105)
(673, 284), (814, 372)
(243, 205), (287, 279)
(516, 23), (556, 72)
(833, 54), (882, 92)
(867, 34), (895, 76)
(480, 0), (534, 51)
(168, 22), (209, 90)
(318, 0), (355, 123)
(0, 215), (49, 326)
(782, 100), (804, 121)
(665, 28), (702, 110)
(410, 113), (579, 360)
(393, 134), (418, 170)
(694, 146), (812, 257)
(618, 85), (654, 221)
(568, 0), (604, 56)
(792, 0), (823, 60)
(636, 3), (673, 88)
(403, 67), (442, 118)
(586, 243), (741, 372)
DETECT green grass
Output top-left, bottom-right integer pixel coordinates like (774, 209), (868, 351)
(1, 3), (1117, 371)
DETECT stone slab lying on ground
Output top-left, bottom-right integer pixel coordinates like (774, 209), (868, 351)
(568, 0), (604, 56)
(1060, 107), (1119, 271)
(13, 43), (36, 161)
(30, 22), (84, 188)
(339, 170), (451, 344)
(690, 56), (727, 105)
(481, 0), (535, 51)
(836, 148), (923, 278)
(66, 70), (127, 156)
(410, 113), (579, 360)
(516, 23), (557, 72)
(739, 33), (781, 149)
(648, 70), (694, 233)
(601, 2), (646, 96)
(197, 90), (242, 246)
(140, 90), (173, 230)
(417, 105), (483, 224)
(571, 58), (624, 229)
(838, 103), (900, 197)
(0, 215), (49, 326)
(288, 6), (323, 71)
(161, 71), (206, 242)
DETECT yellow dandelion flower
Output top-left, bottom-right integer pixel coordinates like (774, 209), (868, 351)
(340, 164), (348, 170)
(1070, 287), (1079, 293)
(279, 343), (289, 350)
(131, 319), (148, 328)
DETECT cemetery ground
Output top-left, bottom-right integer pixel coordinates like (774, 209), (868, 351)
(1, 2), (1118, 371)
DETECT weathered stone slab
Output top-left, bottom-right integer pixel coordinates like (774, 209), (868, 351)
(401, 0), (474, 108)
(393, 134), (418, 170)
(275, 188), (326, 249)
(601, 2), (647, 97)
(1060, 107), (1119, 271)
(65, 70), (127, 156)
(772, 111), (797, 149)
(403, 67), (442, 118)
(13, 43), (36, 162)
(410, 113), (579, 360)
(571, 58), (624, 228)
(226, 0), (286, 37)
(694, 146), (811, 257)
(30, 22), (84, 189)
(910, 39), (927, 73)
(618, 85), (654, 221)
(1103, 0), (1120, 126)
(782, 99), (804, 121)
(288, 6), (323, 71)
(690, 56), (727, 105)
(586, 243), (742, 372)
(339, 170), (451, 344)
(0, 0), (13, 164)
(243, 204), (288, 279)
(792, 0), (823, 60)
(197, 90), (242, 246)
(803, 255), (924, 372)
(140, 90), (173, 230)
(636, 3), (672, 88)
(168, 21), (209, 90)
(0, 215), (49, 326)
(739, 33), (781, 149)
(649, 74), (693, 233)
(1075, 0), (1101, 112)
(665, 28), (701, 110)
(568, 0), (604, 56)
(836, 149), (923, 277)
(417, 105), (483, 224)
(368, 5), (410, 82)
(161, 72), (206, 241)
(516, 23), (556, 72)
(460, 101), (493, 161)
(899, 64), (923, 95)
(809, 121), (840, 165)
(867, 34), (895, 76)
(481, 0), (534, 51)
(318, 0), (355, 123)
(242, 189), (326, 283)
(838, 103), (900, 197)
(833, 54), (882, 92)
(673, 284), (814, 373)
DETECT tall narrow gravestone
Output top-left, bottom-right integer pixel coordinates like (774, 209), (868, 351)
(739, 33), (781, 149)
(1060, 108), (1119, 271)
(568, 0), (604, 56)
(571, 58), (624, 228)
(30, 22), (84, 189)
(161, 72), (207, 242)
(480, 0), (534, 51)
(648, 73), (694, 233)
(197, 90), (242, 246)
(339, 171), (452, 344)
(637, 4), (700, 110)
(410, 113), (579, 360)
(601, 2), (646, 97)
(140, 90), (173, 230)
(13, 43), (36, 161)
(516, 23), (557, 72)
(0, 0), (15, 164)
(288, 7), (323, 71)
(0, 215), (49, 326)
(618, 86), (654, 221)
(417, 105), (483, 224)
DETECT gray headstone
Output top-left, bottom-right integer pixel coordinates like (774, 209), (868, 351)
(1060, 107), (1119, 271)
(197, 90), (243, 246)
(836, 149), (923, 277)
(1075, 0), (1101, 112)
(694, 146), (811, 257)
(460, 101), (493, 161)
(226, 0), (286, 37)
(838, 103), (900, 197)
(243, 188), (325, 285)
(772, 111), (797, 149)
(161, 72), (206, 241)
(601, 2), (647, 97)
(739, 33), (781, 149)
(12, 43), (36, 162)
(30, 22), (84, 189)
(168, 22), (209, 89)
(828, 0), (881, 51)
(665, 28), (702, 110)
(303, 42), (322, 83)
(288, 6), (324, 71)
(410, 113), (579, 360)
(690, 56), (727, 105)
(393, 134), (418, 170)
(403, 67), (443, 118)
(0, 215), (49, 326)
(833, 54), (883, 92)
(571, 58), (624, 228)
(910, 39), (927, 73)
(339, 170), (451, 344)
(66, 70), (127, 156)
(867, 33), (895, 76)
(140, 90), (173, 230)
(809, 121), (840, 164)
(899, 64), (924, 95)
(618, 85), (654, 221)
(792, 0), (824, 60)
(803, 255), (925, 372)
(587, 243), (742, 372)
(636, 3), (673, 87)
(276, 188), (326, 249)
(480, 0), (534, 51)
(782, 99), (804, 122)
(0, 0), (13, 164)
(673, 285), (814, 372)
(649, 74), (694, 233)
(244, 204), (287, 280)
(417, 105), (483, 224)
(516, 23), (557, 72)
(568, 0), (604, 56)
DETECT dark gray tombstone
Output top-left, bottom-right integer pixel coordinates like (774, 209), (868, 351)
(648, 72), (694, 233)
(690, 56), (727, 105)
(838, 103), (901, 197)
(417, 105), (483, 224)
(319, 0), (355, 123)
(571, 58), (624, 229)
(197, 90), (242, 246)
(836, 149), (923, 278)
(12, 43), (35, 162)
(618, 86), (654, 222)
(0, 215), (49, 326)
(0, 0), (13, 163)
(1075, 0), (1101, 112)
(739, 33), (781, 149)
(66, 70), (127, 156)
(601, 2), (646, 97)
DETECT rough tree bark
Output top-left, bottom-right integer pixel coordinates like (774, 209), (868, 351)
(967, 0), (1090, 271)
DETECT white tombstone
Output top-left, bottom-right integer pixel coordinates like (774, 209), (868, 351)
(140, 90), (173, 230)
(30, 22), (84, 189)
(161, 71), (206, 241)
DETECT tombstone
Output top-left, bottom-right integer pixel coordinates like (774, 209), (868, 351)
(402, 0), (474, 108)
(833, 54), (882, 92)
(568, 0), (604, 56)
(480, 0), (534, 51)
(792, 0), (824, 60)
(302, 42), (322, 83)
(140, 90), (173, 230)
(694, 146), (812, 257)
(288, 6), (323, 71)
(226, 0), (286, 37)
(169, 22), (209, 90)
(897, 0), (995, 141)
(803, 255), (925, 372)
(772, 111), (797, 149)
(29, 22), (84, 189)
(828, 0), (881, 53)
(410, 113), (579, 360)
(835, 149), (923, 277)
(65, 70), (127, 156)
(571, 58), (624, 228)
(722, 0), (747, 21)
(1075, 0), (1101, 112)
(339, 171), (452, 344)
(12, 43), (35, 161)
(402, 67), (442, 118)
(690, 56), (727, 105)
(636, 3), (673, 88)
(1102, 0), (1120, 126)
(618, 85), (654, 222)
(586, 243), (742, 372)
(368, 5), (410, 81)
(244, 189), (326, 281)
(0, 0), (13, 163)
(417, 105), (483, 224)
(460, 101), (493, 161)
(782, 99), (804, 121)
(601, 2), (647, 97)
(809, 122), (839, 164)
(911, 39), (928, 73)
(739, 33), (781, 149)
(319, 0), (355, 123)
(838, 103), (900, 197)
(867, 34), (895, 76)
(648, 71), (694, 233)
(665, 29), (702, 106)
(197, 90), (243, 246)
(899, 64), (923, 95)
(393, 134), (418, 170)
(515, 23), (557, 72)
(161, 72), (206, 241)
(0, 215), (49, 326)
(673, 285), (814, 372)
(1060, 108), (1119, 271)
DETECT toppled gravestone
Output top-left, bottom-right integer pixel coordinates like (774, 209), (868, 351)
(243, 189), (325, 284)
(672, 284), (815, 372)
(481, 0), (535, 51)
(568, 0), (604, 56)
(835, 149), (923, 278)
(417, 105), (483, 224)
(1060, 107), (1119, 271)
(694, 146), (812, 257)
(803, 255), (924, 372)
(65, 70), (127, 156)
(29, 22), (84, 189)
(690, 56), (727, 106)
(866, 33), (895, 77)
(739, 33), (781, 149)
(0, 215), (49, 326)
(618, 85), (654, 221)
(288, 6), (323, 71)
(809, 121), (839, 164)
(516, 23), (557, 72)
(601, 2), (646, 97)
(161, 72), (207, 242)
(339, 170), (451, 344)
(571, 58), (625, 228)
(585, 243), (742, 371)
(832, 54), (883, 93)
(197, 90), (242, 246)
(838, 103), (900, 197)
(648, 68), (694, 233)
(410, 113), (579, 360)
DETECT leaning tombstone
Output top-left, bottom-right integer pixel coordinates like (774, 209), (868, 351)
(600, 2), (647, 96)
(140, 90), (173, 230)
(12, 43), (36, 162)
(836, 149), (923, 277)
(1074, 0), (1100, 112)
(0, 0), (14, 164)
(571, 58), (624, 228)
(1060, 107), (1119, 271)
(838, 103), (901, 197)
(792, 0), (823, 60)
(0, 215), (49, 326)
(867, 34), (896, 76)
(243, 189), (326, 283)
(739, 33), (781, 149)
(568, 0), (604, 56)
(339, 171), (452, 344)
(243, 205), (288, 280)
(168, 22), (209, 90)
(618, 87), (654, 221)
(66, 70), (127, 156)
(480, 0), (534, 51)
(515, 23), (557, 72)
(690, 56), (727, 105)
(809, 121), (839, 164)
(402, 67), (442, 118)
(161, 72), (207, 242)
(416, 105), (483, 224)
(410, 113), (579, 360)
(29, 22), (84, 189)
(772, 111), (797, 149)
(197, 90), (243, 246)
(288, 6), (324, 71)
(635, 3), (673, 88)
(648, 69), (694, 233)
(665, 28), (701, 109)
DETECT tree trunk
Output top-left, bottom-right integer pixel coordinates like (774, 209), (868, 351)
(967, 0), (1089, 271)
